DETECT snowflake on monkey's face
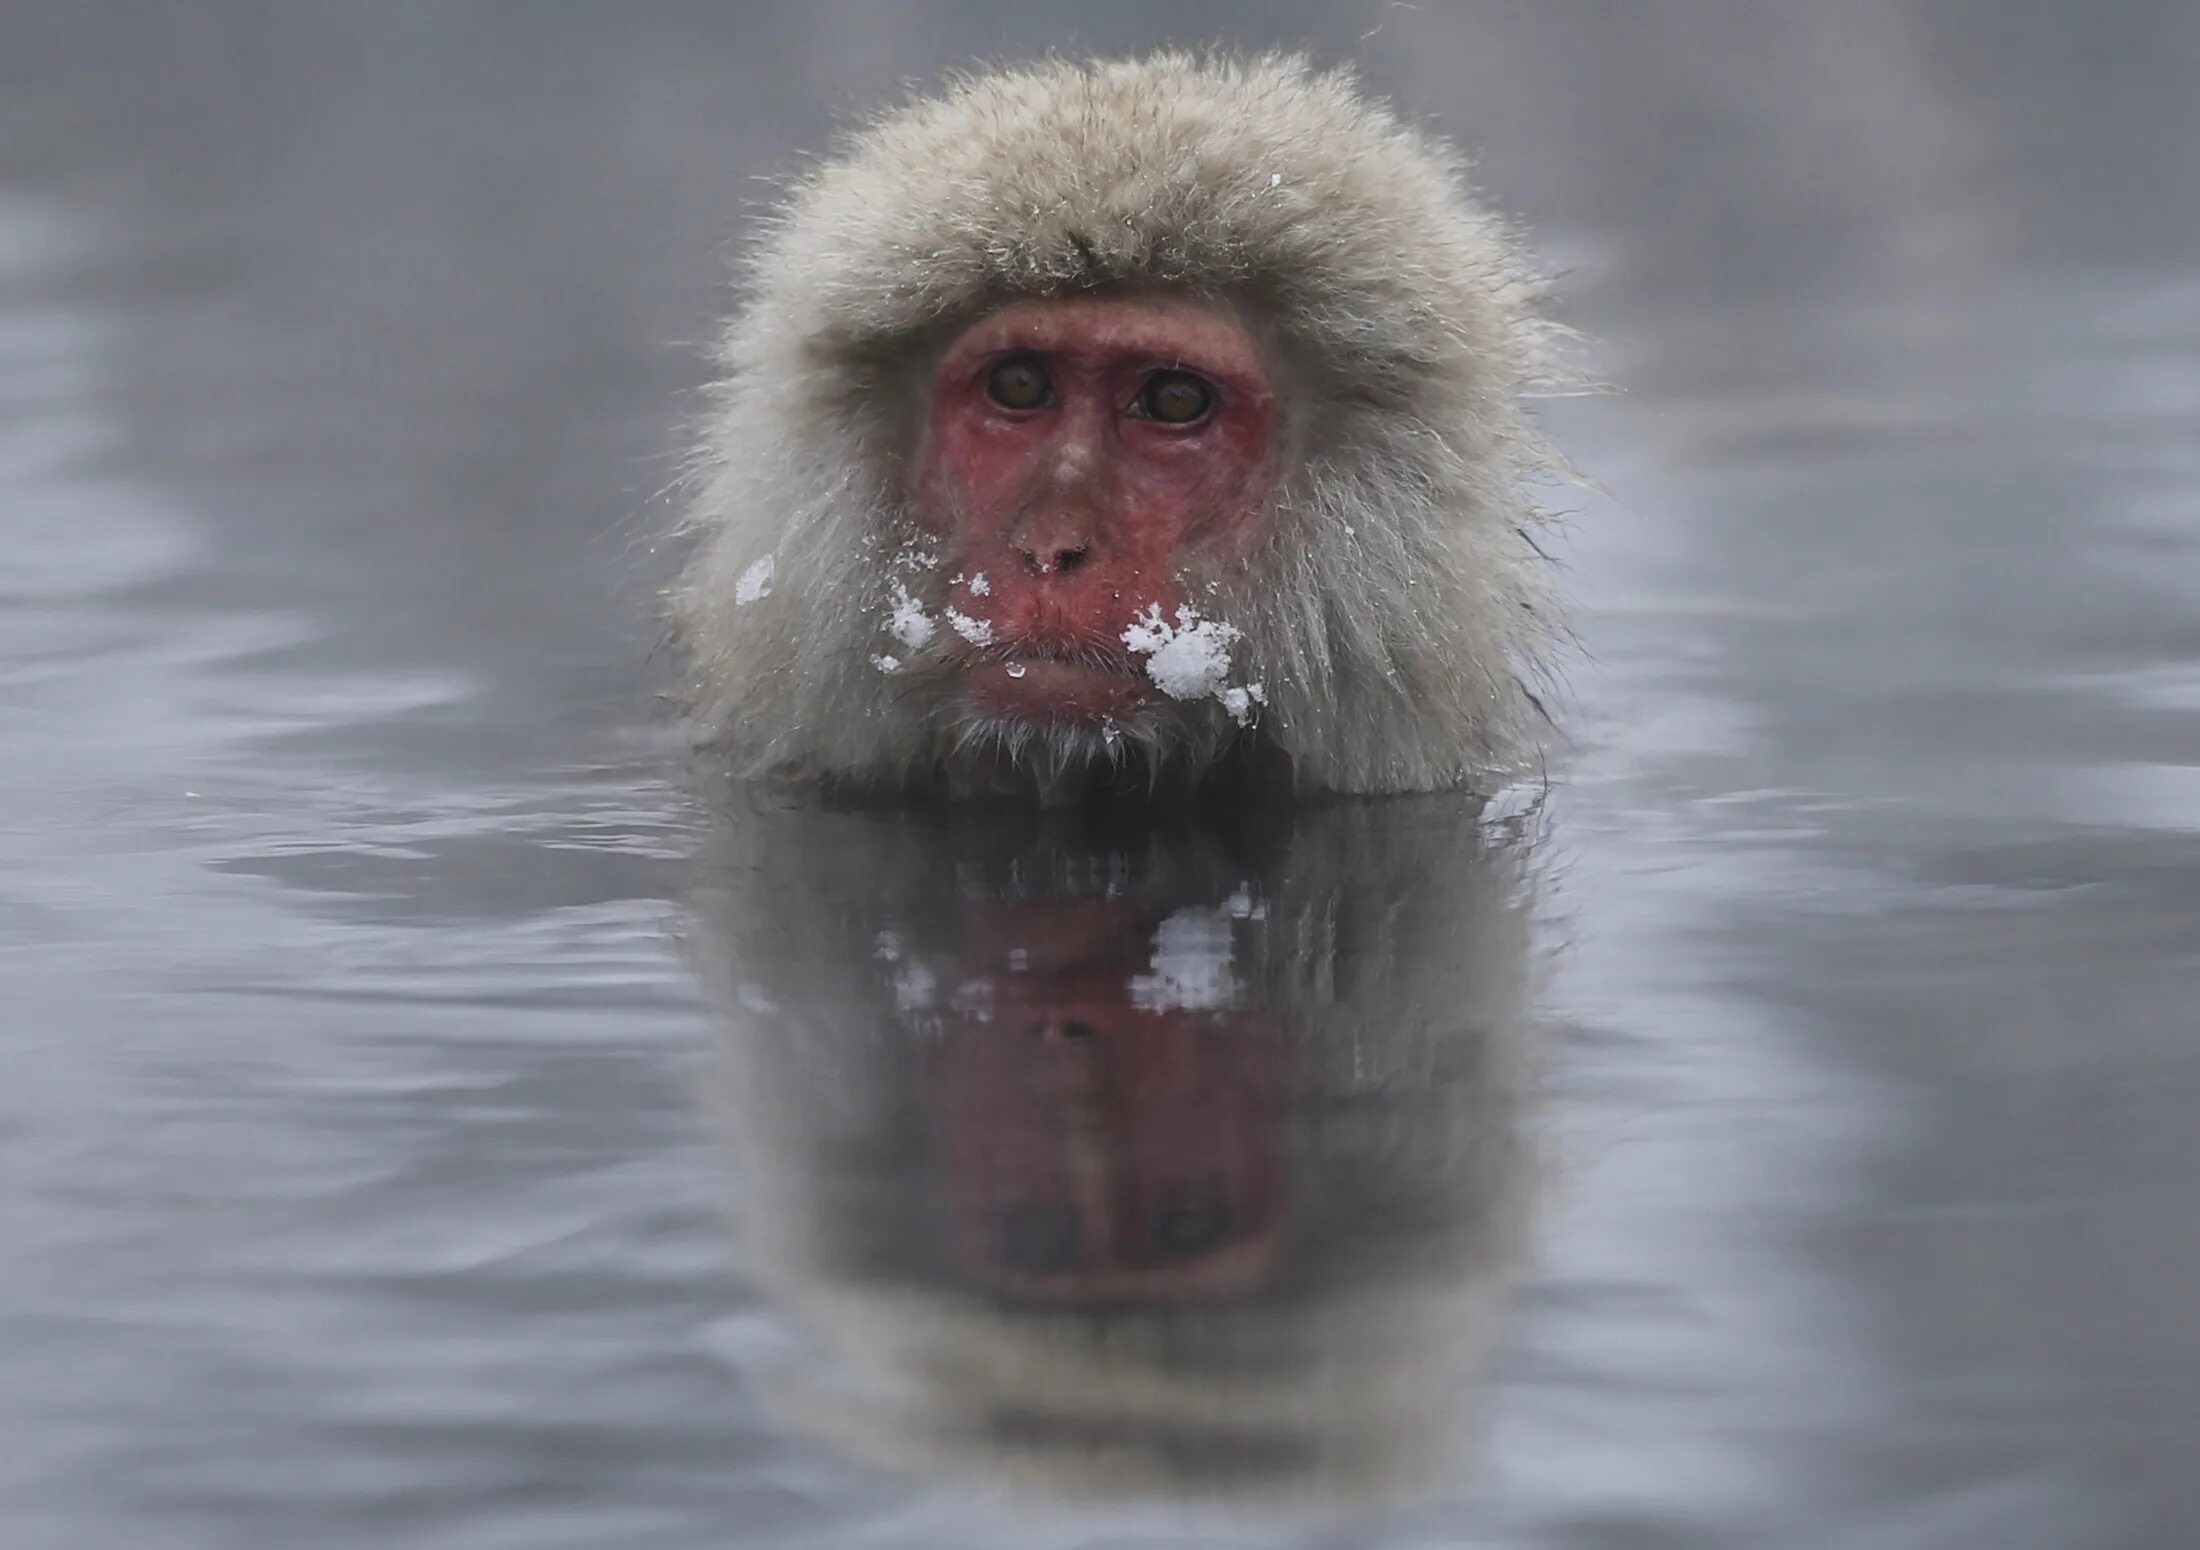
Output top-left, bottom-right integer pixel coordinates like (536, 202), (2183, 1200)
(734, 555), (775, 604)
(1121, 604), (1265, 726)
(944, 606), (993, 647)
(886, 582), (935, 651)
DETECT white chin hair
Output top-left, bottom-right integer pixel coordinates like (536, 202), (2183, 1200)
(942, 701), (1197, 781)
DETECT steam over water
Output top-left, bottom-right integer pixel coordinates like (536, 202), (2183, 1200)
(3, 5), (2198, 1547)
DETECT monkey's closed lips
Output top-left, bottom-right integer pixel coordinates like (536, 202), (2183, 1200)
(967, 655), (1146, 720)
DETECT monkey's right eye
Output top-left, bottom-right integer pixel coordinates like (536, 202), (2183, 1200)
(1150, 1188), (1234, 1261)
(985, 356), (1053, 411)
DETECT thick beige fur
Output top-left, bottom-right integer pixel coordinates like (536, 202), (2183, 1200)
(672, 52), (1569, 796)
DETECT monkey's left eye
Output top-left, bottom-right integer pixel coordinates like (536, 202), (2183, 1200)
(1150, 1187), (1234, 1260)
(1133, 370), (1215, 425)
(986, 356), (1053, 411)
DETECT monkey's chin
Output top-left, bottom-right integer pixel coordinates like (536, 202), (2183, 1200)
(961, 659), (1149, 723)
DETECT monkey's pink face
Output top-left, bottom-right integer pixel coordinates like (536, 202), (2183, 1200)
(915, 296), (1277, 722)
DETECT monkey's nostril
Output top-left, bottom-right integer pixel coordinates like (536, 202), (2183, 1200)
(1018, 542), (1089, 576)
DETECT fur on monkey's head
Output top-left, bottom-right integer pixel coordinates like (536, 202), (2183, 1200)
(673, 52), (1571, 798)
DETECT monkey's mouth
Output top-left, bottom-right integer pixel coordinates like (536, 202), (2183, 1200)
(961, 638), (1149, 721)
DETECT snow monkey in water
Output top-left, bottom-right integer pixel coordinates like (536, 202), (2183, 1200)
(672, 53), (1570, 800)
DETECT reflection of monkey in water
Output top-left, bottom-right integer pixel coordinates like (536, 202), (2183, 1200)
(672, 54), (1571, 800)
(690, 795), (1546, 1506)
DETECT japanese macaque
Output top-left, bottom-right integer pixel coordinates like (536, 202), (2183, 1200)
(689, 794), (1545, 1505)
(672, 54), (1569, 799)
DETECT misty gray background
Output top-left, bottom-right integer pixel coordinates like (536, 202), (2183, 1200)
(3, 3), (2198, 1547)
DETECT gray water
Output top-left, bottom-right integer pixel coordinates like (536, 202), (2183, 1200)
(4, 4), (2198, 1546)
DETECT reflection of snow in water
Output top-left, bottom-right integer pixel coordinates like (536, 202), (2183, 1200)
(889, 959), (937, 1012)
(1126, 905), (1241, 1012)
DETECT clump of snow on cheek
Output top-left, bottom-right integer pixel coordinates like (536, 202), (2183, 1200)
(944, 607), (993, 646)
(734, 555), (775, 604)
(876, 535), (952, 658)
(1219, 682), (1267, 727)
(1121, 605), (1238, 698)
(892, 536), (942, 574)
(886, 582), (936, 651)
(1121, 604), (1266, 725)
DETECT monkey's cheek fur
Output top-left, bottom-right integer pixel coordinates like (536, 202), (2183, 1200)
(959, 658), (1150, 722)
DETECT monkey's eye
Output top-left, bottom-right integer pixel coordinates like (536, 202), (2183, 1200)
(1134, 370), (1214, 425)
(1150, 1187), (1234, 1260)
(986, 355), (1053, 411)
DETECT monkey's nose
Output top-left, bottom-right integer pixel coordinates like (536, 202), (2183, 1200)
(1016, 538), (1090, 576)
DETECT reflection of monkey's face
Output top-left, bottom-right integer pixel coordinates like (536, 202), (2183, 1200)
(925, 896), (1284, 1302)
(694, 794), (1544, 1506)
(913, 295), (1280, 730)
